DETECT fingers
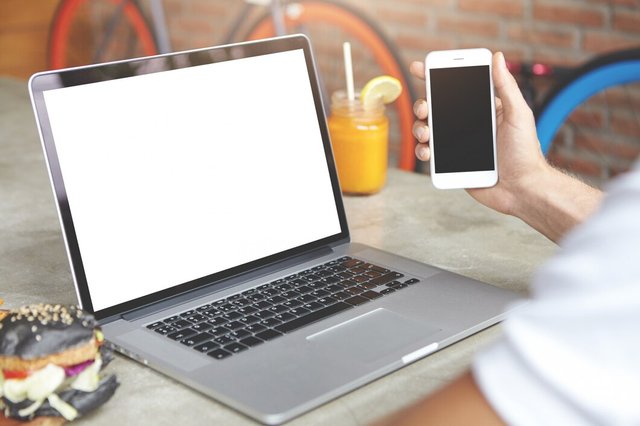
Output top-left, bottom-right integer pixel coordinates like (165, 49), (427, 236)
(492, 52), (529, 116)
(413, 119), (429, 143)
(410, 61), (425, 80)
(415, 141), (430, 162)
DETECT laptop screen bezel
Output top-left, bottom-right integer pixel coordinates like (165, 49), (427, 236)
(29, 35), (350, 320)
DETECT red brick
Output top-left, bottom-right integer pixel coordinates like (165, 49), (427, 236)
(613, 10), (640, 33)
(396, 34), (454, 51)
(533, 3), (605, 28)
(437, 16), (499, 38)
(508, 25), (577, 49)
(377, 8), (429, 27)
(458, 0), (524, 17)
(611, 111), (640, 138)
(574, 133), (640, 160)
(583, 31), (639, 54)
(567, 107), (606, 129)
(549, 153), (602, 177)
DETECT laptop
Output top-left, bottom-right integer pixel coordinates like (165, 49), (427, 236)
(29, 35), (523, 424)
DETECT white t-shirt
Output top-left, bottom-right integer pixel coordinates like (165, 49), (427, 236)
(473, 162), (640, 425)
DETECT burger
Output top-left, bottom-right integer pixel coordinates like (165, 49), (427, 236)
(0, 304), (118, 423)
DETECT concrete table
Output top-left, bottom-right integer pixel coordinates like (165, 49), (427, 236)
(0, 76), (556, 425)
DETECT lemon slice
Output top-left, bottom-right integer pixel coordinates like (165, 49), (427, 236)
(361, 76), (402, 108)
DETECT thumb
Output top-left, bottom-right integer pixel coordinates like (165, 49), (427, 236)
(492, 52), (528, 117)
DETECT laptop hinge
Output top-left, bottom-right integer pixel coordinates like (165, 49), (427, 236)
(119, 245), (337, 322)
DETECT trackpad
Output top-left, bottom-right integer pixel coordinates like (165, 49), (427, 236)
(306, 308), (441, 364)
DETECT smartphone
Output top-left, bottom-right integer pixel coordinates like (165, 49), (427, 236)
(425, 48), (498, 189)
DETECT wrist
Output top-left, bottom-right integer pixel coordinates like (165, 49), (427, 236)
(509, 164), (602, 243)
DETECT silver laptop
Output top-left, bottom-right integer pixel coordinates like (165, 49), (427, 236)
(30, 35), (522, 424)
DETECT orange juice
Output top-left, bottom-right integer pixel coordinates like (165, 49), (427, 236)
(328, 91), (388, 195)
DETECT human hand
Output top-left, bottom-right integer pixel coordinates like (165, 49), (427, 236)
(410, 52), (549, 216)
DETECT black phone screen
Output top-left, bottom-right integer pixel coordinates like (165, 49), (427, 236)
(430, 65), (495, 173)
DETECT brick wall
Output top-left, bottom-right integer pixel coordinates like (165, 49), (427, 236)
(166, 0), (640, 185)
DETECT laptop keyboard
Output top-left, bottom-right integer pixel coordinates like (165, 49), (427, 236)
(145, 256), (420, 360)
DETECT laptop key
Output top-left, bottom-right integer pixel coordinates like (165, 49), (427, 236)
(298, 294), (316, 304)
(193, 341), (219, 353)
(360, 290), (382, 300)
(274, 312), (296, 322)
(255, 329), (283, 341)
(209, 326), (232, 337)
(191, 322), (213, 332)
(253, 300), (272, 310)
(255, 310), (275, 320)
(185, 314), (207, 323)
(332, 291), (351, 300)
(239, 336), (264, 347)
(221, 311), (242, 321)
(237, 306), (258, 315)
(146, 321), (164, 329)
(168, 328), (197, 341)
(283, 299), (303, 309)
(246, 323), (267, 334)
(369, 271), (405, 286)
(296, 285), (313, 294)
(280, 290), (300, 299)
(260, 318), (282, 328)
(317, 296), (337, 306)
(288, 307), (311, 317)
(214, 335), (235, 346)
(275, 302), (352, 334)
(239, 315), (260, 325)
(225, 321), (245, 331)
(345, 295), (369, 306)
(154, 325), (176, 335)
(171, 319), (193, 329)
(268, 304), (289, 314)
(180, 332), (212, 346)
(380, 288), (396, 295)
(196, 304), (212, 312)
(208, 348), (232, 360)
(208, 317), (228, 327)
(346, 287), (364, 295)
(229, 329), (251, 340)
(180, 310), (197, 317)
(266, 296), (286, 304)
(303, 302), (324, 311)
(225, 342), (249, 354)
(311, 289), (330, 298)
(163, 315), (180, 323)
(405, 278), (421, 285)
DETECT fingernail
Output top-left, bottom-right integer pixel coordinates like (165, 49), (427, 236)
(416, 127), (425, 140)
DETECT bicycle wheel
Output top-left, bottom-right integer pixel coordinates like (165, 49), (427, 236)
(48, 0), (158, 69)
(243, 0), (419, 172)
(536, 48), (640, 158)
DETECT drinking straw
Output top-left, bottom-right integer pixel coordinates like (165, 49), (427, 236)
(343, 42), (355, 101)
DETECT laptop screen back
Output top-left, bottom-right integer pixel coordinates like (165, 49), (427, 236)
(31, 37), (346, 317)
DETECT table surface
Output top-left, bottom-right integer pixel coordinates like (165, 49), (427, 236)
(0, 76), (557, 425)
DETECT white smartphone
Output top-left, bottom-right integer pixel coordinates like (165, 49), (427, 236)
(425, 48), (498, 189)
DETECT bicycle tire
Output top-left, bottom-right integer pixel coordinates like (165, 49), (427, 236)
(48, 0), (158, 69)
(243, 0), (419, 172)
(536, 48), (640, 155)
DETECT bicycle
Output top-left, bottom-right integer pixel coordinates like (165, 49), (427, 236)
(506, 49), (640, 183)
(47, 0), (419, 171)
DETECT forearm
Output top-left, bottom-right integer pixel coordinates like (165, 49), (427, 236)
(512, 166), (603, 243)
(373, 371), (504, 426)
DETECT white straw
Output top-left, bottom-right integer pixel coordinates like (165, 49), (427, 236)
(343, 42), (355, 101)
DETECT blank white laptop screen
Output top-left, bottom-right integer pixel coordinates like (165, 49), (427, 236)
(43, 49), (341, 311)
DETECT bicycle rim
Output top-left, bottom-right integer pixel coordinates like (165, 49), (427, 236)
(49, 0), (158, 69)
(244, 0), (419, 171)
(537, 49), (640, 153)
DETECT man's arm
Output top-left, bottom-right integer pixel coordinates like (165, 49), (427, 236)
(411, 53), (603, 243)
(374, 371), (503, 426)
